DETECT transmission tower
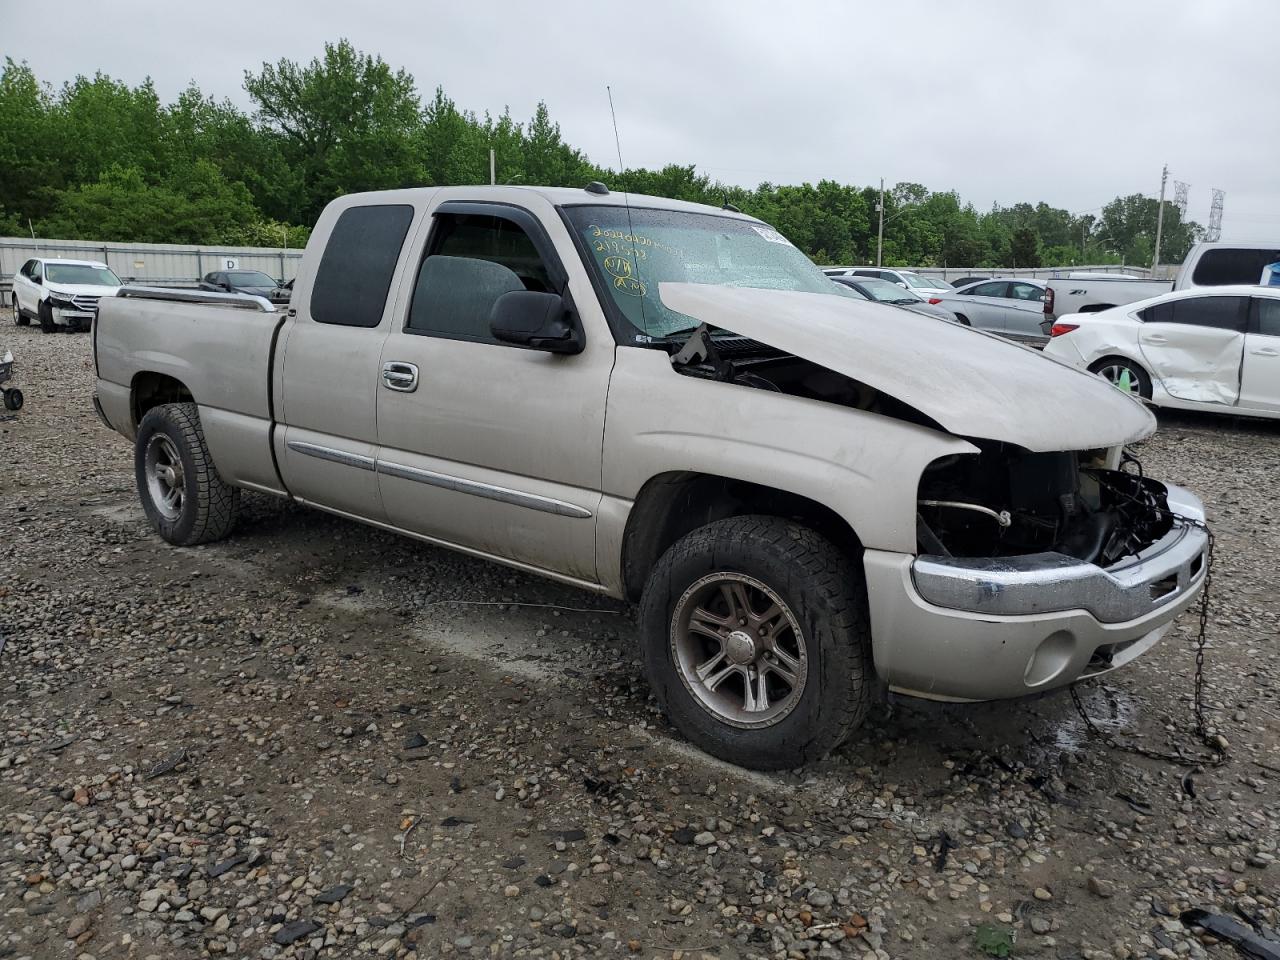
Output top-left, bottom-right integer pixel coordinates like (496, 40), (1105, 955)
(1206, 189), (1225, 242)
(1173, 180), (1189, 219)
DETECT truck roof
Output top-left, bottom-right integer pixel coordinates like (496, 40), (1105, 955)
(341, 184), (763, 221)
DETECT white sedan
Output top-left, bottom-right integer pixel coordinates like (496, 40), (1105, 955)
(1043, 285), (1280, 419)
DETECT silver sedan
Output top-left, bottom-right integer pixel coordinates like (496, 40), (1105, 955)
(931, 278), (1048, 347)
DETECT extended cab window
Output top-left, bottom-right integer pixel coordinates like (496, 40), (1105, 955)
(1141, 296), (1247, 331)
(406, 213), (552, 342)
(311, 204), (414, 327)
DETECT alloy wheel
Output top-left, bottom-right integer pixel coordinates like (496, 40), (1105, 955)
(669, 572), (808, 729)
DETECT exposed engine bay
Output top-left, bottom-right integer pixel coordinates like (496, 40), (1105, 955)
(667, 324), (1173, 569)
(667, 324), (943, 431)
(916, 445), (1173, 566)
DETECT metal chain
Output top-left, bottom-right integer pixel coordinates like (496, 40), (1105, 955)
(1070, 513), (1225, 767)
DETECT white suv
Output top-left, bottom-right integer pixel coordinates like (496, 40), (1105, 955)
(11, 258), (123, 333)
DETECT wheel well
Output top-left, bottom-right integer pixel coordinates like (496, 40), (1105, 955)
(1087, 354), (1146, 375)
(953, 313), (970, 325)
(620, 472), (863, 602)
(131, 372), (193, 427)
(1078, 303), (1115, 313)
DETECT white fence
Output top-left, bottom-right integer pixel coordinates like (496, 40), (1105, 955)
(0, 236), (304, 292)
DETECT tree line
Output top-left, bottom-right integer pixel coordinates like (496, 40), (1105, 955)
(0, 41), (1202, 267)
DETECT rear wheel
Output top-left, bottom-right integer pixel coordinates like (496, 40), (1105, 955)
(135, 402), (239, 545)
(640, 515), (874, 770)
(2, 388), (21, 411)
(953, 313), (971, 326)
(11, 299), (27, 326)
(1089, 356), (1152, 400)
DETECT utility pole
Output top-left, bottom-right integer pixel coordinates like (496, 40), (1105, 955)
(489, 149), (496, 186)
(1151, 163), (1168, 273)
(876, 178), (885, 267)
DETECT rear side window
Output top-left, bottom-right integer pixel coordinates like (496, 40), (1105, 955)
(1141, 296), (1248, 332)
(311, 204), (414, 327)
(1010, 282), (1044, 301)
(1191, 248), (1280, 286)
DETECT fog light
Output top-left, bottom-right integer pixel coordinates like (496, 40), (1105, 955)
(1023, 630), (1075, 687)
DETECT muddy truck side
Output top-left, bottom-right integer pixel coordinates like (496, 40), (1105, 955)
(93, 185), (1211, 770)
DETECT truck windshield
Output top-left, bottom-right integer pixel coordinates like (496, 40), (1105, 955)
(45, 264), (121, 286)
(563, 205), (851, 339)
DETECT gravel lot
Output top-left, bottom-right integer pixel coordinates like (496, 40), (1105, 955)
(2, 323), (1278, 960)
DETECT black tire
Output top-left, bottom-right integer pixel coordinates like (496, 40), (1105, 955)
(38, 301), (54, 334)
(1088, 356), (1153, 400)
(11, 299), (28, 326)
(134, 402), (239, 546)
(639, 515), (874, 770)
(2, 388), (21, 411)
(953, 313), (971, 326)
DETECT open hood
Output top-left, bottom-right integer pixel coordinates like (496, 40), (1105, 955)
(658, 283), (1155, 452)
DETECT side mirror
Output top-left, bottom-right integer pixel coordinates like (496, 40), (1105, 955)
(33, 276), (42, 286)
(490, 290), (583, 354)
(221, 282), (233, 292)
(896, 281), (908, 288)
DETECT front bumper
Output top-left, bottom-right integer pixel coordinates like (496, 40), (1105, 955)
(865, 484), (1209, 702)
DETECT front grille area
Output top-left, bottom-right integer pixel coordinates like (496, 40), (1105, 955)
(70, 295), (101, 312)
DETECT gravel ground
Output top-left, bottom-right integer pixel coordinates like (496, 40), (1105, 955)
(1, 322), (1278, 960)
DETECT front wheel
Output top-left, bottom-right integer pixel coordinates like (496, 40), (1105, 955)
(37, 301), (54, 333)
(135, 402), (239, 545)
(1089, 357), (1152, 400)
(640, 516), (874, 770)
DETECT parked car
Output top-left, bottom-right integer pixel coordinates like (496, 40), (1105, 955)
(947, 276), (993, 289)
(1173, 241), (1280, 290)
(934, 278), (1049, 346)
(824, 267), (953, 297)
(198, 270), (282, 299)
(11, 258), (122, 332)
(1043, 273), (1173, 323)
(830, 276), (961, 323)
(94, 184), (1208, 770)
(1043, 285), (1280, 419)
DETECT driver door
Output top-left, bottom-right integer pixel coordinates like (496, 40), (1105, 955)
(374, 198), (613, 584)
(1137, 295), (1248, 405)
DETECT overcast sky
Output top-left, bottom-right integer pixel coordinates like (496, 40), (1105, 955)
(5, 0), (1276, 238)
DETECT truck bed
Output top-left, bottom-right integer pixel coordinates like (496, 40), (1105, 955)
(95, 287), (288, 494)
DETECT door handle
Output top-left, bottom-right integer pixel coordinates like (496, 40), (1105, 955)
(382, 361), (419, 393)
(1144, 335), (1168, 344)
(1251, 348), (1279, 357)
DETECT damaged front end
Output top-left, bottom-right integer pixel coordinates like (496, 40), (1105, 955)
(916, 444), (1172, 567)
(912, 445), (1207, 626)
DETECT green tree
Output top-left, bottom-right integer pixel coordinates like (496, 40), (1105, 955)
(244, 39), (426, 221)
(1010, 227), (1041, 267)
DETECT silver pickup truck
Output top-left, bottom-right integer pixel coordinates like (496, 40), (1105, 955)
(94, 185), (1210, 770)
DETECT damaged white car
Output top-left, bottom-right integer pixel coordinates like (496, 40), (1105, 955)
(1044, 285), (1280, 419)
(92, 185), (1211, 770)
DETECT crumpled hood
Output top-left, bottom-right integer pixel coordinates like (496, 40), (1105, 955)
(658, 283), (1156, 452)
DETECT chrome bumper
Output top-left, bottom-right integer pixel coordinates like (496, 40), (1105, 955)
(863, 484), (1210, 702)
(912, 513), (1208, 624)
